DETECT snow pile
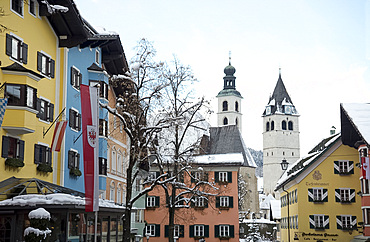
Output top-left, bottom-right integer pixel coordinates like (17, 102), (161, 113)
(242, 218), (277, 224)
(29, 208), (50, 220)
(193, 153), (244, 165)
(41, 1), (68, 14)
(24, 227), (52, 239)
(94, 26), (118, 35)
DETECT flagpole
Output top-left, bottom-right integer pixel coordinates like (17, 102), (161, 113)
(94, 84), (100, 242)
(94, 211), (98, 242)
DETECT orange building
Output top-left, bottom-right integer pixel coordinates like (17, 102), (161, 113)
(144, 153), (242, 241)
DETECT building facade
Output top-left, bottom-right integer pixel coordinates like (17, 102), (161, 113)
(262, 70), (300, 198)
(276, 133), (361, 242)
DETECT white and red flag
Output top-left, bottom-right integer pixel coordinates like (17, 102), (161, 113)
(80, 84), (99, 212)
(362, 157), (370, 179)
(51, 120), (67, 152)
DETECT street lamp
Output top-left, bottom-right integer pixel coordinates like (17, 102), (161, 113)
(174, 236), (179, 242)
(146, 233), (150, 242)
(281, 158), (289, 171)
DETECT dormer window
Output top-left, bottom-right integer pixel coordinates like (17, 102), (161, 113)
(285, 105), (292, 114)
(265, 106), (271, 115)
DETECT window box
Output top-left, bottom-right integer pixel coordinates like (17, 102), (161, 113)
(37, 163), (52, 173)
(5, 157), (24, 168)
(70, 167), (82, 177)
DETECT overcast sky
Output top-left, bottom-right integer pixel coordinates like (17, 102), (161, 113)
(76, 0), (370, 155)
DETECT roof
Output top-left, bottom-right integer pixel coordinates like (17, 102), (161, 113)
(262, 72), (298, 116)
(193, 153), (244, 166)
(207, 125), (256, 167)
(341, 103), (370, 148)
(1, 62), (45, 79)
(275, 133), (341, 190)
(259, 193), (275, 209)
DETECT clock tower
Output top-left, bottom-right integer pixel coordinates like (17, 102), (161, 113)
(216, 58), (243, 132)
(262, 69), (300, 198)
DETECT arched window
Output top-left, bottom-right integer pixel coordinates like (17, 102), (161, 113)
(117, 151), (122, 175)
(266, 122), (270, 131)
(222, 101), (228, 111)
(117, 184), (122, 204)
(271, 121), (275, 130)
(112, 148), (117, 173)
(235, 101), (239, 112)
(223, 117), (228, 125)
(282, 120), (287, 130)
(288, 121), (293, 130)
(110, 181), (115, 202)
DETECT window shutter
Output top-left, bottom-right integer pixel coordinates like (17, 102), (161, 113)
(50, 59), (55, 78)
(335, 189), (341, 202)
(229, 196), (234, 208)
(324, 215), (329, 229)
(308, 188), (313, 202)
(214, 225), (220, 237)
(180, 225), (184, 237)
(155, 196), (160, 207)
(204, 172), (209, 181)
(323, 189), (328, 202)
(68, 150), (73, 169)
(156, 171), (160, 179)
(155, 224), (160, 237)
(48, 103), (54, 122)
(70, 67), (75, 85)
(105, 83), (108, 99)
(230, 225), (235, 238)
(69, 109), (75, 128)
(18, 139), (25, 161)
(335, 216), (341, 229)
(216, 196), (220, 208)
(164, 225), (169, 237)
(1, 136), (9, 158)
(204, 225), (209, 237)
(349, 161), (354, 174)
(215, 172), (219, 182)
(6, 34), (12, 56)
(334, 161), (339, 174)
(350, 189), (356, 203)
(309, 215), (315, 229)
(191, 171), (195, 183)
(22, 43), (28, 64)
(47, 148), (52, 165)
(37, 52), (42, 72)
(77, 153), (80, 169)
(36, 98), (41, 118)
(34, 144), (40, 164)
(351, 216), (357, 229)
(189, 225), (194, 237)
(78, 113), (81, 131)
(228, 172), (232, 183)
(205, 198), (208, 208)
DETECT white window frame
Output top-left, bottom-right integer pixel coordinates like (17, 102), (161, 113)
(28, 0), (37, 17)
(341, 215), (352, 229)
(110, 182), (115, 202)
(340, 188), (350, 202)
(146, 224), (155, 236)
(220, 196), (229, 207)
(174, 225), (180, 238)
(117, 184), (122, 204)
(314, 215), (324, 228)
(117, 152), (122, 175)
(95, 49), (100, 64)
(11, 0), (24, 17)
(219, 172), (228, 182)
(69, 108), (81, 132)
(194, 225), (204, 237)
(71, 66), (81, 90)
(111, 149), (117, 173)
(195, 197), (205, 207)
(361, 178), (370, 195)
(313, 188), (323, 201)
(147, 196), (156, 207)
(220, 225), (229, 237)
(68, 149), (79, 169)
(339, 160), (350, 173)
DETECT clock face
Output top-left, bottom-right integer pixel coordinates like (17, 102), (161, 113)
(285, 105), (292, 114)
(266, 106), (271, 115)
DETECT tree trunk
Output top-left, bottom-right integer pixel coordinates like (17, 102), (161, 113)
(122, 154), (135, 242)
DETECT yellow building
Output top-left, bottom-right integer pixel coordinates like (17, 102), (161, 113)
(276, 133), (362, 242)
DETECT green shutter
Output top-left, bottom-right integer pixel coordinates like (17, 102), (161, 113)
(334, 160), (339, 174)
(47, 148), (52, 165)
(350, 189), (356, 203)
(214, 225), (219, 237)
(324, 215), (329, 229)
(18, 140), (25, 161)
(36, 98), (41, 118)
(308, 188), (313, 202)
(37, 52), (42, 72)
(229, 196), (234, 208)
(70, 67), (75, 85)
(191, 171), (195, 183)
(50, 59), (55, 78)
(34, 144), (40, 164)
(323, 189), (328, 202)
(215, 172), (219, 182)
(352, 216), (357, 229)
(216, 196), (220, 208)
(48, 103), (54, 122)
(335, 189), (340, 202)
(180, 225), (184, 237)
(230, 225), (234, 238)
(189, 225), (194, 237)
(68, 150), (73, 169)
(69, 109), (75, 128)
(336, 216), (342, 229)
(6, 34), (12, 56)
(228, 172), (232, 183)
(155, 196), (160, 207)
(1, 136), (9, 158)
(165, 225), (169, 237)
(205, 225), (209, 237)
(155, 224), (160, 237)
(76, 153), (80, 169)
(349, 161), (354, 174)
(22, 42), (28, 64)
(309, 215), (315, 229)
(205, 198), (208, 208)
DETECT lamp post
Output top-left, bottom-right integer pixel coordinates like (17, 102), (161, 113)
(146, 233), (150, 242)
(280, 158), (290, 242)
(174, 236), (179, 242)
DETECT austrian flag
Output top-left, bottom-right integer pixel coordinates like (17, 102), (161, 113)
(362, 157), (370, 179)
(80, 84), (99, 212)
(51, 121), (67, 152)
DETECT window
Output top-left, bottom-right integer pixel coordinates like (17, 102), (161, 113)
(99, 119), (108, 137)
(110, 182), (115, 201)
(90, 81), (108, 99)
(134, 210), (142, 223)
(117, 152), (122, 175)
(148, 171), (159, 181)
(11, 0), (23, 16)
(194, 225), (204, 237)
(288, 121), (293, 130)
(266, 122), (270, 131)
(361, 178), (370, 194)
(220, 196), (229, 207)
(29, 0), (37, 16)
(111, 149), (117, 173)
(95, 50), (100, 64)
(99, 157), (107, 175)
(36, 98), (54, 122)
(37, 52), (55, 78)
(5, 84), (36, 109)
(335, 188), (355, 203)
(334, 160), (353, 174)
(340, 189), (350, 202)
(71, 67), (82, 90)
(363, 208), (370, 225)
(194, 196), (205, 207)
(117, 184), (122, 204)
(342, 215), (351, 229)
(314, 215), (324, 228)
(145, 224), (159, 237)
(135, 178), (141, 192)
(1, 136), (24, 160)
(192, 171), (208, 182)
(220, 225), (229, 237)
(69, 109), (81, 131)
(34, 144), (52, 165)
(282, 120), (287, 130)
(219, 172), (227, 182)
(68, 150), (80, 169)
(147, 196), (159, 207)
(313, 188), (322, 201)
(222, 101), (228, 111)
(235, 101), (239, 112)
(217, 196), (233, 208)
(6, 34), (28, 63)
(216, 171), (231, 183)
(271, 121), (275, 130)
(223, 117), (228, 125)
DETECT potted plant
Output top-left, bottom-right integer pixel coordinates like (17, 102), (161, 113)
(5, 157), (24, 168)
(37, 163), (53, 173)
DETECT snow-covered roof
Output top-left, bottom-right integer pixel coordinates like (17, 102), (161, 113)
(275, 133), (341, 190)
(270, 200), (281, 219)
(259, 193), (275, 210)
(0, 193), (125, 209)
(241, 218), (277, 225)
(268, 98), (275, 106)
(281, 98), (292, 106)
(193, 153), (244, 165)
(341, 103), (370, 144)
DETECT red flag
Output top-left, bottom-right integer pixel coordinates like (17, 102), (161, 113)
(51, 121), (67, 152)
(362, 157), (370, 179)
(80, 84), (99, 212)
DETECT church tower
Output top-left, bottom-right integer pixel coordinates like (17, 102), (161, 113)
(262, 69), (300, 197)
(216, 58), (243, 132)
